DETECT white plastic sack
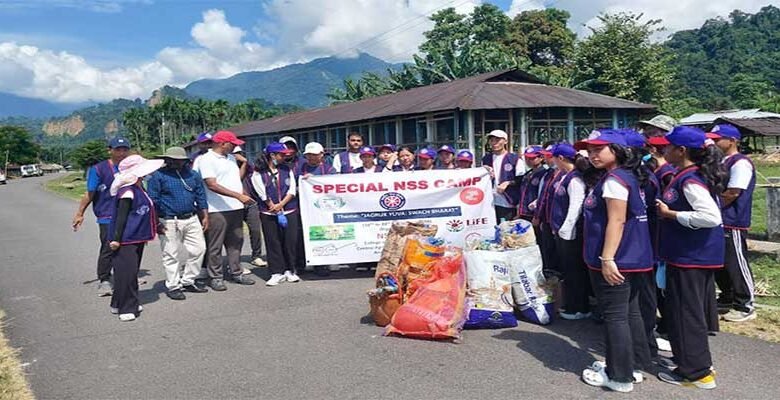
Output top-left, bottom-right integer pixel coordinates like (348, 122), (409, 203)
(507, 246), (555, 325)
(463, 250), (518, 329)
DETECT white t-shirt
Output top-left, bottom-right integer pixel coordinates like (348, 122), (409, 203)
(602, 176), (629, 201)
(725, 156), (753, 190)
(194, 149), (244, 213)
(332, 151), (362, 173)
(558, 175), (586, 240)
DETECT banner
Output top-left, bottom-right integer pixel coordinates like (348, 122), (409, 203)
(300, 168), (496, 266)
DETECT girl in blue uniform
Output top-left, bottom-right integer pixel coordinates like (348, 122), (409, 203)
(575, 130), (653, 393)
(108, 155), (164, 321)
(353, 146), (384, 173)
(654, 126), (726, 389)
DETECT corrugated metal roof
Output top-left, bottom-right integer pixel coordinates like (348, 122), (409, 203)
(680, 109), (780, 125)
(716, 117), (780, 137)
(230, 69), (654, 137)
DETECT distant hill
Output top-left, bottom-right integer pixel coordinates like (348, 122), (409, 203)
(0, 92), (87, 118)
(185, 52), (402, 107)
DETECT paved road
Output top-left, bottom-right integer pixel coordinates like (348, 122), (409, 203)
(0, 175), (778, 400)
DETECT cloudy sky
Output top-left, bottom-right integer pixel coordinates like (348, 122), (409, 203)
(0, 0), (776, 103)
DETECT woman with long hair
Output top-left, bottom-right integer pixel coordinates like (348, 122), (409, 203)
(651, 127), (726, 390)
(575, 130), (654, 393)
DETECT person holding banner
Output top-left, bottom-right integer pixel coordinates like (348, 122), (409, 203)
(416, 147), (436, 170)
(386, 146), (416, 172)
(456, 150), (474, 169)
(376, 144), (397, 171)
(252, 142), (302, 287)
(298, 142), (337, 177)
(483, 130), (522, 223)
(332, 132), (364, 173)
(354, 147), (383, 173)
(436, 145), (456, 169)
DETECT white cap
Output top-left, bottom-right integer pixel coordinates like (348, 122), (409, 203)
(303, 142), (324, 155)
(487, 129), (508, 140)
(232, 145), (243, 153)
(279, 136), (297, 146)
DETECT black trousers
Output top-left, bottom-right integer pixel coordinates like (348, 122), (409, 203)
(260, 211), (301, 275)
(636, 270), (659, 358)
(110, 243), (144, 315)
(538, 223), (558, 274)
(715, 228), (755, 312)
(97, 224), (113, 282)
(590, 270), (651, 383)
(243, 204), (265, 259)
(495, 206), (516, 222)
(556, 235), (590, 314)
(666, 266), (715, 381)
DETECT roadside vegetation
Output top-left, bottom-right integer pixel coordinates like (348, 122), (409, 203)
(0, 310), (34, 400)
(44, 172), (85, 201)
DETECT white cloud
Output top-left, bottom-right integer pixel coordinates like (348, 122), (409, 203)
(507, 0), (546, 17)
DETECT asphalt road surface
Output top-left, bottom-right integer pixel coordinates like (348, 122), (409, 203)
(0, 175), (778, 399)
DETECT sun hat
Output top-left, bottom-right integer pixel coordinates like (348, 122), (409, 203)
(487, 130), (508, 140)
(574, 129), (628, 150)
(109, 155), (164, 196)
(196, 132), (213, 143)
(647, 126), (712, 149)
(158, 147), (188, 160)
(359, 146), (376, 156)
(109, 137), (131, 149)
(706, 124), (741, 140)
(212, 130), (245, 145)
(639, 115), (677, 133)
(456, 150), (474, 162)
(265, 142), (293, 154)
(303, 142), (325, 155)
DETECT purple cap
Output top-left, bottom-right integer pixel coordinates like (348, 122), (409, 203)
(109, 136), (131, 149)
(359, 146), (376, 156)
(651, 126), (711, 149)
(197, 132), (213, 143)
(706, 124), (741, 140)
(523, 145), (545, 158)
(552, 143), (577, 159)
(619, 129), (647, 148)
(438, 145), (455, 154)
(575, 129), (628, 150)
(265, 142), (294, 154)
(417, 147), (435, 159)
(377, 144), (396, 152)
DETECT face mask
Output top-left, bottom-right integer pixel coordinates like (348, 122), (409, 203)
(642, 154), (652, 163)
(272, 158), (278, 166)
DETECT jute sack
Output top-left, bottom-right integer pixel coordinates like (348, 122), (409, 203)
(374, 222), (437, 279)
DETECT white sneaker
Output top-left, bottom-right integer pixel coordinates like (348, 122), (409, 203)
(119, 313), (136, 322)
(110, 305), (143, 315)
(284, 270), (300, 283)
(97, 280), (113, 297)
(242, 266), (252, 275)
(252, 257), (267, 267)
(656, 337), (672, 352)
(266, 273), (286, 286)
(559, 311), (592, 321)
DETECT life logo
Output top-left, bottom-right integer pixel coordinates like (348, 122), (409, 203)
(379, 192), (406, 210)
(663, 188), (679, 203)
(446, 219), (464, 232)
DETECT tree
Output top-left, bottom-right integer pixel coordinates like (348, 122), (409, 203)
(0, 126), (41, 165)
(574, 12), (675, 105)
(69, 140), (109, 171)
(506, 8), (576, 67)
(727, 73), (773, 109)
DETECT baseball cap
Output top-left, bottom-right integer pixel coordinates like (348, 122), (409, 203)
(232, 146), (244, 154)
(264, 142), (293, 154)
(706, 124), (741, 140)
(197, 132), (213, 143)
(417, 147), (435, 159)
(552, 143), (577, 159)
(639, 115), (677, 133)
(438, 145), (455, 154)
(649, 126), (711, 149)
(456, 150), (474, 162)
(279, 136), (298, 147)
(378, 144), (396, 152)
(303, 142), (324, 155)
(212, 130), (245, 145)
(359, 146), (375, 156)
(487, 130), (508, 140)
(523, 145), (545, 158)
(574, 129), (628, 150)
(619, 129), (647, 148)
(109, 137), (131, 149)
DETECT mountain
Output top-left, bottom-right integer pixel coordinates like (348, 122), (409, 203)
(0, 92), (87, 118)
(185, 52), (402, 107)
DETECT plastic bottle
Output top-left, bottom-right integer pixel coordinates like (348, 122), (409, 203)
(277, 212), (288, 228)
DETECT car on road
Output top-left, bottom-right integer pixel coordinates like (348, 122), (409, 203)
(0, 169), (6, 184)
(20, 164), (44, 177)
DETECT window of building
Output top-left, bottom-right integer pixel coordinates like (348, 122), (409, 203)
(528, 108), (567, 145)
(401, 116), (426, 149)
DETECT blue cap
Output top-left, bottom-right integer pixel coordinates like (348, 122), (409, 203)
(417, 147), (435, 159)
(109, 137), (131, 149)
(197, 132), (213, 143)
(523, 145), (545, 158)
(552, 143), (577, 159)
(575, 129), (627, 150)
(619, 129), (647, 148)
(377, 144), (396, 152)
(707, 124), (741, 140)
(359, 146), (375, 156)
(456, 150), (474, 161)
(264, 142), (294, 154)
(438, 144), (455, 154)
(655, 126), (710, 149)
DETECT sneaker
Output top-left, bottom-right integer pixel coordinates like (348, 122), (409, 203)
(110, 305), (143, 314)
(182, 283), (208, 293)
(656, 337), (672, 352)
(166, 289), (186, 301)
(97, 280), (113, 297)
(229, 274), (256, 285)
(119, 313), (136, 322)
(582, 366), (634, 392)
(655, 356), (677, 370)
(658, 370), (716, 389)
(284, 270), (300, 283)
(208, 278), (227, 291)
(242, 266), (253, 275)
(589, 361), (644, 384)
(251, 257), (267, 267)
(722, 309), (757, 322)
(559, 311), (592, 321)
(137, 277), (147, 285)
(266, 273), (286, 286)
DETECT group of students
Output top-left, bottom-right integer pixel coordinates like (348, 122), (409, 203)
(484, 117), (756, 393)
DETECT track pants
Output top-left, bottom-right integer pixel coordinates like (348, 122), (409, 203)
(110, 243), (144, 315)
(715, 228), (755, 312)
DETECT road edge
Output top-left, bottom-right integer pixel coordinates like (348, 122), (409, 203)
(0, 309), (35, 400)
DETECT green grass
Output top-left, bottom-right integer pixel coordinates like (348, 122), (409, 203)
(44, 172), (86, 201)
(721, 253), (780, 343)
(751, 162), (780, 238)
(0, 310), (34, 400)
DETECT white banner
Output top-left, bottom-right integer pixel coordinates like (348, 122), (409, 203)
(299, 168), (496, 265)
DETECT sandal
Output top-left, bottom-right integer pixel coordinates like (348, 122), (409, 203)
(588, 360), (644, 384)
(582, 366), (635, 392)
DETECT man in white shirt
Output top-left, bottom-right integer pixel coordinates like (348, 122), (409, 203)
(194, 130), (256, 291)
(332, 132), (364, 173)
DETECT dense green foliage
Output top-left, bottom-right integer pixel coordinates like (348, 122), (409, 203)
(68, 140), (110, 171)
(0, 126), (41, 165)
